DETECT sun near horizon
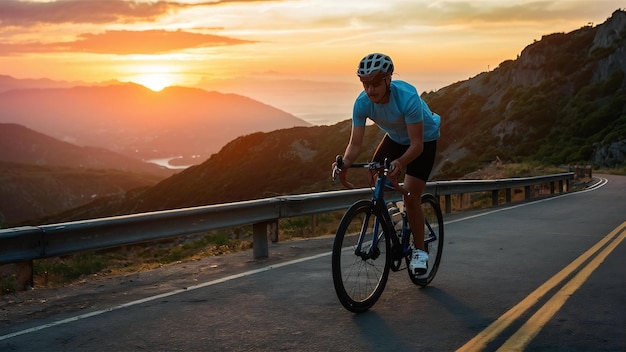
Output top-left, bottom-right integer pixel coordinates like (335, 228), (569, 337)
(130, 72), (175, 92)
(124, 62), (188, 92)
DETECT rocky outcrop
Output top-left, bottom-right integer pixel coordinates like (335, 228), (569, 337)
(594, 139), (626, 167)
(590, 10), (626, 85)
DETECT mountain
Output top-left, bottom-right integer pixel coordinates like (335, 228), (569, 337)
(0, 74), (86, 92)
(0, 83), (311, 163)
(0, 161), (163, 226)
(0, 123), (172, 177)
(9, 9), (626, 227)
(425, 9), (626, 177)
(0, 124), (171, 226)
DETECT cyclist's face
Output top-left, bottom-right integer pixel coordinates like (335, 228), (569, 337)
(361, 77), (390, 104)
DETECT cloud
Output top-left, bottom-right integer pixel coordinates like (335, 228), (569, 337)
(0, 0), (282, 26)
(0, 0), (174, 25)
(0, 29), (255, 55)
(332, 0), (612, 29)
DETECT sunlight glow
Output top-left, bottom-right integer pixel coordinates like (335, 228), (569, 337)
(132, 73), (175, 91)
(126, 63), (183, 91)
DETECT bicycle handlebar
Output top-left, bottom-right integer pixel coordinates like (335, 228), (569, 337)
(332, 155), (410, 197)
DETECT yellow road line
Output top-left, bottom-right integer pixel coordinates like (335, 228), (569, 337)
(457, 221), (626, 352)
(498, 225), (626, 351)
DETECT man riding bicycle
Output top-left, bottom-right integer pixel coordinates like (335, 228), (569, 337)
(332, 52), (441, 275)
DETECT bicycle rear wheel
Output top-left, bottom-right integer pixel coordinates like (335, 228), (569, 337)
(408, 193), (444, 286)
(332, 200), (391, 313)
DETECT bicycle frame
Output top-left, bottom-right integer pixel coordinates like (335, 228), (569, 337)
(350, 160), (403, 261)
(350, 165), (439, 264)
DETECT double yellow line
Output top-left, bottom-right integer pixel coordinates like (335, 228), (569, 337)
(457, 221), (626, 352)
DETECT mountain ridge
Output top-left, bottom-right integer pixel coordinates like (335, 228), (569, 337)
(0, 123), (172, 176)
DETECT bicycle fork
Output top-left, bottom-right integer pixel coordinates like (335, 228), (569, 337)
(353, 210), (382, 260)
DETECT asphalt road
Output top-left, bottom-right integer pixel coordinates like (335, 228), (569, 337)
(1, 174), (624, 351)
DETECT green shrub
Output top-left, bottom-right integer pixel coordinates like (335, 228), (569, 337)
(1, 275), (17, 294)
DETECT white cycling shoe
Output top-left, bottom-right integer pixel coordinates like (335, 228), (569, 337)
(409, 249), (428, 275)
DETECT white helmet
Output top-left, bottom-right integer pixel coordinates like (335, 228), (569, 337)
(357, 53), (394, 80)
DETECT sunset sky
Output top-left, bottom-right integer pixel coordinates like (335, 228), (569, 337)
(0, 0), (623, 124)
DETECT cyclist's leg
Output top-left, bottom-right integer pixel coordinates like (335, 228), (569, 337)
(405, 140), (437, 249)
(403, 175), (426, 249)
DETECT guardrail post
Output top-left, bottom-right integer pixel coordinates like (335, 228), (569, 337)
(16, 260), (34, 291)
(253, 220), (277, 259)
(491, 190), (499, 207)
(505, 188), (512, 203)
(444, 194), (452, 214)
(524, 185), (531, 200)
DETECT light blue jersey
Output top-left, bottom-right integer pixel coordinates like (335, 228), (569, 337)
(353, 80), (441, 145)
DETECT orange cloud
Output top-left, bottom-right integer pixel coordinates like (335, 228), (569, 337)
(0, 0), (282, 26)
(0, 29), (254, 55)
(0, 0), (175, 25)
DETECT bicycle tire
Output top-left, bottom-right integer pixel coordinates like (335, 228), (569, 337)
(332, 200), (391, 313)
(408, 193), (444, 286)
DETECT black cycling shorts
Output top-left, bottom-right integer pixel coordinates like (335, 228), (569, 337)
(372, 134), (437, 182)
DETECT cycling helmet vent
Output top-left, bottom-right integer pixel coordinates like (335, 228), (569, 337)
(357, 53), (394, 78)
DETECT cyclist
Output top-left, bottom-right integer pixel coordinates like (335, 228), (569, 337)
(333, 52), (441, 275)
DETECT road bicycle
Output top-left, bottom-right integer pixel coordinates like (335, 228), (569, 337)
(331, 155), (444, 313)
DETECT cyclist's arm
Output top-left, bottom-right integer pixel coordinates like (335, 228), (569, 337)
(332, 125), (365, 188)
(341, 125), (366, 168)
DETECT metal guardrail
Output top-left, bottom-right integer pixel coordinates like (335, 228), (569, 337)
(0, 172), (573, 290)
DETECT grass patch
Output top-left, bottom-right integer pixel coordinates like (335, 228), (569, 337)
(279, 212), (344, 241)
(34, 252), (110, 285)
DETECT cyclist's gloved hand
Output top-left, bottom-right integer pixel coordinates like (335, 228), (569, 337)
(331, 163), (341, 180)
(331, 159), (354, 189)
(388, 160), (402, 178)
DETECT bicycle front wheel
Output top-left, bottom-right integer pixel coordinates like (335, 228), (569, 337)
(332, 200), (391, 313)
(408, 193), (444, 286)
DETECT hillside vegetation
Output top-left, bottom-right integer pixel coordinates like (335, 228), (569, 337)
(8, 10), (626, 227)
(427, 10), (626, 178)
